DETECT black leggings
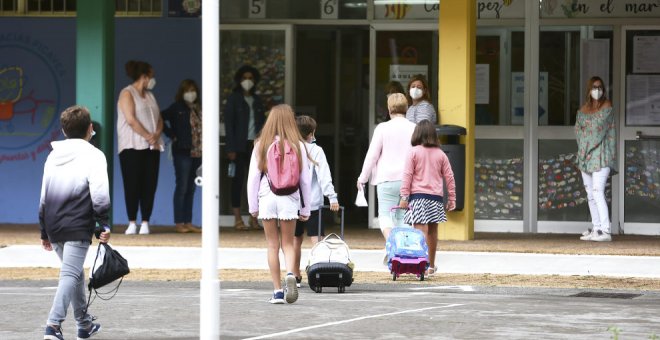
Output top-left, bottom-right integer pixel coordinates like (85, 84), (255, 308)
(119, 149), (160, 221)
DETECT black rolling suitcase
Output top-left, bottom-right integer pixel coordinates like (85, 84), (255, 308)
(305, 206), (354, 293)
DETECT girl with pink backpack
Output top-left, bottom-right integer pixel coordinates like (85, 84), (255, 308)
(246, 104), (313, 304)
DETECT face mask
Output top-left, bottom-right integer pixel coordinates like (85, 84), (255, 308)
(590, 89), (602, 100)
(183, 91), (197, 103)
(146, 77), (156, 90)
(241, 79), (254, 92)
(409, 87), (423, 100)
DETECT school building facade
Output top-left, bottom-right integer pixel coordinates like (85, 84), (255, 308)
(1, 1), (659, 238)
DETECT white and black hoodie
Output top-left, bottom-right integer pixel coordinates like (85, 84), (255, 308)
(39, 139), (110, 243)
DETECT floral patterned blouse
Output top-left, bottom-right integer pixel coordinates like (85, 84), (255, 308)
(574, 106), (616, 173)
(190, 107), (202, 158)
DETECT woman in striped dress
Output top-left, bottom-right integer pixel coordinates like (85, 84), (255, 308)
(399, 120), (456, 276)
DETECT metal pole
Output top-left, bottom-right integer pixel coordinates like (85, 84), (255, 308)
(200, 0), (220, 338)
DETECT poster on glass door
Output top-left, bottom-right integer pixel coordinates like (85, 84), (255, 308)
(389, 65), (428, 89)
(511, 72), (548, 125)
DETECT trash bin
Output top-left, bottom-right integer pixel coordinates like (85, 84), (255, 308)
(435, 124), (466, 211)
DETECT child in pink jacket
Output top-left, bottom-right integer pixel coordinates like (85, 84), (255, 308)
(399, 119), (456, 276)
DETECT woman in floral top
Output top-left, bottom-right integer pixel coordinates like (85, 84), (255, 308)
(574, 76), (616, 242)
(161, 79), (202, 233)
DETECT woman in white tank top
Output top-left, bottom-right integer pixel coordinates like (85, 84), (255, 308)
(117, 60), (164, 235)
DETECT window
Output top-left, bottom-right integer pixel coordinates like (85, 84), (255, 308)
(538, 26), (613, 126)
(115, 0), (161, 16)
(0, 0), (161, 16)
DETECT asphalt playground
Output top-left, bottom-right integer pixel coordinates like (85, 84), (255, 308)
(1, 279), (659, 339)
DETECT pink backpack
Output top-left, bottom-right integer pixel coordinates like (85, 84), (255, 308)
(265, 138), (301, 195)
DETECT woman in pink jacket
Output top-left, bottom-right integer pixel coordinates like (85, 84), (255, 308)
(357, 93), (416, 243)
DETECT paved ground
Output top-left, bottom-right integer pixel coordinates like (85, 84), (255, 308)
(1, 280), (658, 339)
(3, 245), (660, 278)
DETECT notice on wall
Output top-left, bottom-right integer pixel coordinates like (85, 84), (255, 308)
(511, 72), (549, 125)
(626, 74), (660, 125)
(476, 64), (489, 104)
(633, 36), (660, 73)
(389, 64), (428, 89)
(581, 39), (610, 91)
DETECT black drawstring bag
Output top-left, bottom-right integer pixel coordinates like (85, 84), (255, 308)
(89, 242), (130, 289)
(84, 243), (130, 313)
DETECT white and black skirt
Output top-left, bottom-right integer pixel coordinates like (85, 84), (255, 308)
(403, 194), (447, 225)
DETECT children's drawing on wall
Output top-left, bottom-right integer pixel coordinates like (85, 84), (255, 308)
(0, 34), (65, 164)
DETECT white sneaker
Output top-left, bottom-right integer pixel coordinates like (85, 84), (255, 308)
(579, 229), (594, 241)
(581, 229), (592, 237)
(284, 273), (298, 304)
(139, 222), (150, 235)
(591, 230), (612, 242)
(125, 223), (137, 235)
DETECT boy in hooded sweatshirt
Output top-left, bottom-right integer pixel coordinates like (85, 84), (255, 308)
(291, 115), (340, 288)
(40, 105), (111, 340)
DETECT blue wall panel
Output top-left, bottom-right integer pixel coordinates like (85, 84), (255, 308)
(0, 18), (202, 227)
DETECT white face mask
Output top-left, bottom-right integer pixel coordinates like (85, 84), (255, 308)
(183, 91), (197, 103)
(409, 87), (423, 100)
(146, 77), (156, 90)
(590, 89), (603, 100)
(240, 79), (254, 92)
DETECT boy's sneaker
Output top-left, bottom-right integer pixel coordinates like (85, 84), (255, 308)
(139, 222), (150, 235)
(77, 323), (101, 339)
(44, 325), (64, 340)
(269, 291), (285, 304)
(295, 276), (302, 288)
(591, 230), (612, 242)
(581, 228), (592, 237)
(125, 223), (137, 235)
(284, 273), (299, 304)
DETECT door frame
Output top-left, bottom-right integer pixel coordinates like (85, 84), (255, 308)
(218, 24), (293, 226)
(367, 23), (438, 229)
(619, 25), (660, 235)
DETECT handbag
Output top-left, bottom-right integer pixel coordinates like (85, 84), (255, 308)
(355, 187), (368, 207)
(88, 242), (130, 290)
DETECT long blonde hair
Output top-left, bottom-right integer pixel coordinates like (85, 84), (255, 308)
(255, 104), (305, 172)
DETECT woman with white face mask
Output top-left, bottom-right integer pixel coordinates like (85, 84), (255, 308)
(224, 65), (267, 230)
(117, 60), (165, 235)
(161, 79), (203, 233)
(575, 76), (616, 242)
(405, 74), (438, 124)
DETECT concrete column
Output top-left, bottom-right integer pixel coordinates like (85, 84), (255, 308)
(76, 1), (115, 225)
(438, 1), (476, 240)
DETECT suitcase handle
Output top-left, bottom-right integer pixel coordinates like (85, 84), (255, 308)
(318, 205), (345, 239)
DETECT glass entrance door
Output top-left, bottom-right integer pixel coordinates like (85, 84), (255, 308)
(294, 26), (370, 226)
(368, 24), (437, 228)
(620, 27), (660, 235)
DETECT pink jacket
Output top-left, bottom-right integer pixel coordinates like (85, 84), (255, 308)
(400, 145), (456, 201)
(358, 117), (416, 185)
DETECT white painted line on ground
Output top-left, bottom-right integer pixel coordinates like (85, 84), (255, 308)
(410, 285), (475, 292)
(243, 303), (465, 340)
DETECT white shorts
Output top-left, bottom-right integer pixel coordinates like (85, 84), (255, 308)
(258, 179), (301, 220)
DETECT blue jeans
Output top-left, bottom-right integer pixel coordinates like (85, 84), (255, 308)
(47, 240), (93, 330)
(173, 152), (202, 223)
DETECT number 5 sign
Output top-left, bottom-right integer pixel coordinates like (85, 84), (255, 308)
(249, 0), (266, 19)
(321, 0), (338, 19)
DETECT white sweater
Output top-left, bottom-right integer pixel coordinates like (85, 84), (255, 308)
(305, 142), (338, 211)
